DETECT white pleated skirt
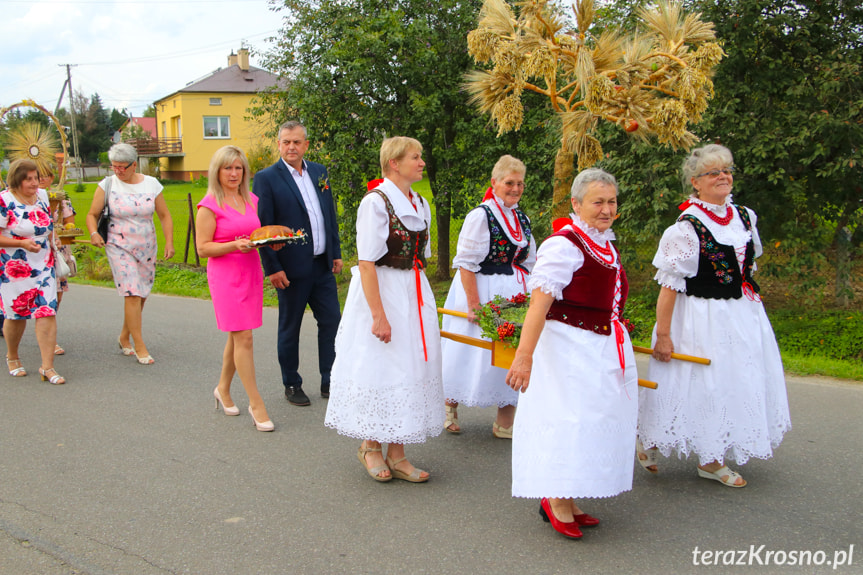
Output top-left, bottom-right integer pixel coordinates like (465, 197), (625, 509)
(324, 265), (444, 444)
(639, 294), (790, 465)
(441, 269), (524, 407)
(512, 320), (638, 499)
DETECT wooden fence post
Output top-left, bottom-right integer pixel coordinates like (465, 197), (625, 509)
(184, 193), (200, 266)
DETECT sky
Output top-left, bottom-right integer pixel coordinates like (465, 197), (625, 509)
(0, 0), (283, 117)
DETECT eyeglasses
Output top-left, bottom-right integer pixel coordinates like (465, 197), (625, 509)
(695, 167), (735, 178)
(111, 162), (134, 172)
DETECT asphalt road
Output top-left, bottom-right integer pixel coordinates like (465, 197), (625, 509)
(0, 285), (860, 575)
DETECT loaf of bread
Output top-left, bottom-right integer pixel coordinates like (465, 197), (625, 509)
(250, 225), (294, 242)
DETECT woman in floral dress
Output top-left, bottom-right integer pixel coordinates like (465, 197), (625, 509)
(86, 143), (174, 364)
(0, 159), (65, 384)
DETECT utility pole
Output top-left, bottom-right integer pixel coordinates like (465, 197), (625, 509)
(58, 64), (82, 187)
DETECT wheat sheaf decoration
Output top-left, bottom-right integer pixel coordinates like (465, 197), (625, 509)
(465, 0), (723, 217)
(6, 122), (61, 176)
(0, 100), (69, 191)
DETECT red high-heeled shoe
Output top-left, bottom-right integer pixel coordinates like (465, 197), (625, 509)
(539, 498), (583, 539)
(572, 513), (600, 527)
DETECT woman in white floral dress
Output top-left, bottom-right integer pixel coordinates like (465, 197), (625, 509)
(0, 159), (65, 384)
(86, 143), (174, 365)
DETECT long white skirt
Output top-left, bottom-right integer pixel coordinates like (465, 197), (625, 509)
(441, 269), (524, 407)
(324, 265), (444, 444)
(639, 294), (790, 465)
(512, 321), (638, 499)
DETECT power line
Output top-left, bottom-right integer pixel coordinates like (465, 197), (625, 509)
(76, 31), (276, 66)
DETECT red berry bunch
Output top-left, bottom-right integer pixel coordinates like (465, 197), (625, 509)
(496, 321), (516, 339)
(509, 293), (527, 304)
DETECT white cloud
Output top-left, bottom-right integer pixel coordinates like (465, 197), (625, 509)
(1, 0), (283, 116)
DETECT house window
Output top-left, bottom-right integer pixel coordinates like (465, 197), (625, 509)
(209, 97), (222, 106)
(203, 116), (230, 139)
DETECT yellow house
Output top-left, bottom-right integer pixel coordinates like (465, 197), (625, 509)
(151, 48), (279, 180)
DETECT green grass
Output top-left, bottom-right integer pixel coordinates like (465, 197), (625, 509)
(63, 181), (209, 266)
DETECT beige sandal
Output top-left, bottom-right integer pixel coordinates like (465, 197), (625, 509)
(444, 404), (461, 434)
(357, 445), (391, 482)
(697, 465), (747, 488)
(636, 438), (659, 474)
(386, 456), (429, 483)
(492, 421), (513, 439)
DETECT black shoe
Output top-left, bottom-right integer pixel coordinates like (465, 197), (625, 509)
(285, 386), (311, 406)
(321, 385), (330, 399)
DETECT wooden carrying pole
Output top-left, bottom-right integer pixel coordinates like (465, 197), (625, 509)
(438, 308), (657, 390)
(438, 307), (711, 366)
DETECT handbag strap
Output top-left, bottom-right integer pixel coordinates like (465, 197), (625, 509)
(103, 176), (113, 214)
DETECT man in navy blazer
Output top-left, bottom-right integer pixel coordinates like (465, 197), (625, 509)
(255, 121), (342, 405)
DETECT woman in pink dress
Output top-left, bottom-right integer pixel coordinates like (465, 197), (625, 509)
(196, 146), (274, 432)
(86, 143), (174, 365)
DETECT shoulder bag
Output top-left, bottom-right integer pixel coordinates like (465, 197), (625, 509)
(96, 176), (113, 242)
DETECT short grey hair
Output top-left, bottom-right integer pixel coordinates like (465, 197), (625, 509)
(571, 168), (618, 202)
(108, 143), (138, 164)
(278, 121), (307, 139)
(491, 155), (526, 181)
(681, 144), (733, 195)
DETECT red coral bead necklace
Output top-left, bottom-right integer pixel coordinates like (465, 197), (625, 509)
(491, 195), (523, 242)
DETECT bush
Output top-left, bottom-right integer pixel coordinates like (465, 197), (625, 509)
(771, 310), (863, 361)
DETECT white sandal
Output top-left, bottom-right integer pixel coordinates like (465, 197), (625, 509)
(636, 438), (659, 474)
(6, 357), (26, 377)
(697, 465), (747, 488)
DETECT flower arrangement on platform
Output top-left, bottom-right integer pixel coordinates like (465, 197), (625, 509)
(477, 292), (638, 350)
(477, 293), (530, 349)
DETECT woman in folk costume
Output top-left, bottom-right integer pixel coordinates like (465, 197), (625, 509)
(506, 168), (637, 540)
(637, 144), (790, 487)
(441, 155), (536, 438)
(325, 136), (443, 483)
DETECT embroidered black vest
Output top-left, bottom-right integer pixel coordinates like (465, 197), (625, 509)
(681, 205), (759, 300)
(366, 189), (428, 270)
(477, 204), (532, 275)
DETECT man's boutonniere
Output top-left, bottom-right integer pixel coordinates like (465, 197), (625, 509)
(318, 175), (330, 193)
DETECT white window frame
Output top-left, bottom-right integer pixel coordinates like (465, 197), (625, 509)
(203, 116), (230, 139)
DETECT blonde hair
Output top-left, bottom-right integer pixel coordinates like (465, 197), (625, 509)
(380, 136), (422, 176)
(207, 146), (251, 209)
(491, 155), (526, 180)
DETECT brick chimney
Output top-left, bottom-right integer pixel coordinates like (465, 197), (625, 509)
(238, 48), (250, 71)
(227, 50), (238, 67)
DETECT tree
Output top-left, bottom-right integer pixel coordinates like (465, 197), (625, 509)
(689, 0), (863, 306)
(465, 0), (723, 217)
(255, 0), (557, 278)
(110, 108), (129, 133)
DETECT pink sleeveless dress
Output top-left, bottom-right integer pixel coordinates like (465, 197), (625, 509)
(197, 193), (263, 332)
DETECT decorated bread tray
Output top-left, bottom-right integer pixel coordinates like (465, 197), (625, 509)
(249, 225), (308, 247)
(57, 224), (84, 244)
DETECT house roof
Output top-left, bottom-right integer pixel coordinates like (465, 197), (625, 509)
(123, 117), (157, 138)
(157, 64), (281, 102)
